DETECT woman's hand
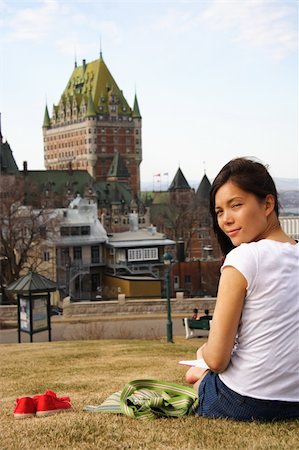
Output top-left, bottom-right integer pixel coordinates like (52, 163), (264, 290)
(196, 343), (207, 360)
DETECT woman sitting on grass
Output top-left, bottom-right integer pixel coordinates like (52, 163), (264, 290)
(186, 157), (299, 421)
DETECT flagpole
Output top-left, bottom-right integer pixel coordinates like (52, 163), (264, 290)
(153, 174), (161, 192)
(163, 173), (169, 190)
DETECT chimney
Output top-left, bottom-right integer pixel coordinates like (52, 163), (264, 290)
(129, 213), (138, 232)
(82, 59), (86, 74)
(177, 238), (185, 262)
(23, 161), (28, 175)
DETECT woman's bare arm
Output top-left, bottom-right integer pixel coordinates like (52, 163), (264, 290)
(202, 266), (247, 373)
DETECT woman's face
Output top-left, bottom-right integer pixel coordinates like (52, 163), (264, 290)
(215, 181), (271, 246)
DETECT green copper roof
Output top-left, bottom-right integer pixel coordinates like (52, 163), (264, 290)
(59, 54), (132, 116)
(94, 180), (132, 207)
(6, 271), (57, 293)
(86, 93), (97, 117)
(107, 152), (130, 178)
(23, 170), (93, 194)
(132, 94), (141, 118)
(168, 168), (191, 191)
(22, 169), (134, 209)
(0, 140), (19, 174)
(43, 105), (51, 128)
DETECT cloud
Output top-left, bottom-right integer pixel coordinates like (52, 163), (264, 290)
(0, 0), (122, 57)
(200, 0), (297, 59)
(3, 0), (62, 41)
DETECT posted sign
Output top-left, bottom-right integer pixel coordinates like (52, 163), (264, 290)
(20, 297), (48, 332)
(18, 293), (51, 342)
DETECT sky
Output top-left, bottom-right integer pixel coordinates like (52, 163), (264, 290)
(0, 0), (298, 190)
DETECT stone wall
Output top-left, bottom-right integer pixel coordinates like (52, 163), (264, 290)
(0, 305), (17, 321)
(0, 297), (216, 321)
(63, 296), (216, 318)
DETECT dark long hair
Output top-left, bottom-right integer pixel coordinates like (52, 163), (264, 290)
(210, 157), (279, 256)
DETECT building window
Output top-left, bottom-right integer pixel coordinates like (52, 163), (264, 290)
(73, 247), (82, 260)
(39, 226), (47, 239)
(185, 275), (191, 283)
(91, 246), (100, 264)
(70, 227), (80, 236)
(81, 226), (90, 235)
(128, 248), (158, 262)
(60, 226), (90, 236)
(61, 248), (70, 266)
(43, 251), (50, 262)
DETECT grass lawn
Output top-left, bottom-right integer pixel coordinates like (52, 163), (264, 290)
(1, 337), (298, 450)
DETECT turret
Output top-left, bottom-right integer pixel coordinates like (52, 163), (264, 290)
(132, 94), (141, 119)
(43, 105), (51, 128)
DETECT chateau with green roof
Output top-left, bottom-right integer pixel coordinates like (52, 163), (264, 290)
(43, 52), (142, 196)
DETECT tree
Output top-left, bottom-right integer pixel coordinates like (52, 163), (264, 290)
(0, 175), (59, 302)
(150, 192), (199, 258)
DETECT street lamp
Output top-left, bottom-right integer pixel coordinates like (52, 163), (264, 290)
(163, 252), (173, 343)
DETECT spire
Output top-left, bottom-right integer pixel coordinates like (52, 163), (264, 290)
(0, 139), (19, 174)
(43, 105), (51, 128)
(196, 174), (211, 201)
(99, 35), (103, 60)
(132, 93), (141, 118)
(169, 168), (191, 191)
(74, 46), (77, 68)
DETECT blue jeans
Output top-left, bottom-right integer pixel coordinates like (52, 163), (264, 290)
(197, 371), (299, 422)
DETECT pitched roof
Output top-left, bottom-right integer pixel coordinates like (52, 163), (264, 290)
(94, 180), (132, 207)
(23, 170), (93, 196)
(0, 140), (19, 174)
(22, 169), (134, 208)
(6, 271), (57, 293)
(107, 152), (130, 178)
(196, 174), (211, 201)
(59, 53), (132, 117)
(168, 168), (191, 191)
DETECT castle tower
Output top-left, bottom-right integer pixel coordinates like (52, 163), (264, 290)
(43, 53), (142, 196)
(168, 167), (193, 204)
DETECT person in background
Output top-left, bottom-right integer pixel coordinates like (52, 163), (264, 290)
(192, 308), (199, 320)
(199, 309), (213, 320)
(185, 157), (299, 421)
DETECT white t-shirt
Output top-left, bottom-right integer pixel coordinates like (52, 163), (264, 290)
(219, 240), (299, 401)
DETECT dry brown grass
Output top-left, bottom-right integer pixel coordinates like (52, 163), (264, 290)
(0, 337), (298, 450)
